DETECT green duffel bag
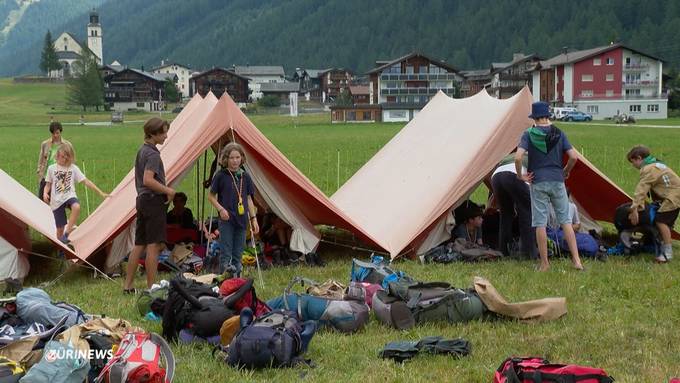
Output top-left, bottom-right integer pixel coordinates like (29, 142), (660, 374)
(136, 286), (169, 317)
(373, 282), (486, 329)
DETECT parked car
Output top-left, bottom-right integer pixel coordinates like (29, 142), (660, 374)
(561, 111), (592, 122)
(552, 107), (577, 120)
(111, 111), (124, 123)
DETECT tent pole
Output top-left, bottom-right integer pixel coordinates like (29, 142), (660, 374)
(247, 221), (265, 291)
(317, 239), (389, 257)
(200, 149), (208, 246)
(83, 160), (91, 216)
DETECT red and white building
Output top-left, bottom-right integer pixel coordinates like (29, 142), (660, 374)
(530, 43), (667, 119)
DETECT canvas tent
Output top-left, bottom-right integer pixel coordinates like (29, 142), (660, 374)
(0, 169), (77, 279)
(69, 92), (382, 265)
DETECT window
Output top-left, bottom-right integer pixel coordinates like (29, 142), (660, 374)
(390, 110), (407, 119)
(606, 74), (614, 81)
(137, 102), (145, 107)
(581, 90), (593, 97)
(405, 65), (414, 74)
(626, 73), (641, 83)
(647, 104), (659, 112)
(606, 90), (614, 97)
(606, 58), (614, 65)
(593, 58), (601, 66)
(581, 74), (593, 82)
(586, 105), (599, 114)
(347, 111), (356, 121)
(362, 111), (372, 120)
(630, 105), (641, 113)
(626, 89), (641, 96)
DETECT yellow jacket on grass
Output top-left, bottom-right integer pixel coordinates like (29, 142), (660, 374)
(631, 162), (680, 212)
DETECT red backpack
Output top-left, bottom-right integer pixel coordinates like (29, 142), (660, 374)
(219, 278), (271, 316)
(494, 357), (615, 383)
(96, 332), (175, 383)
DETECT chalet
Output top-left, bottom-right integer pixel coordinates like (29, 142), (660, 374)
(100, 60), (123, 78)
(292, 68), (327, 101)
(152, 61), (195, 98)
(530, 43), (667, 119)
(459, 69), (491, 98)
(233, 66), (286, 100)
(487, 53), (542, 99)
(104, 68), (176, 111)
(319, 68), (353, 103)
(348, 85), (371, 104)
(366, 52), (463, 122)
(189, 68), (250, 103)
(260, 82), (301, 104)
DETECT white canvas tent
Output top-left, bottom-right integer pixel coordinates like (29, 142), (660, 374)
(332, 88), (535, 258)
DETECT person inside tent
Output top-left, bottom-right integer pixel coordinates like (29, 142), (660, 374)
(546, 190), (600, 258)
(166, 192), (199, 244)
(260, 210), (294, 265)
(452, 201), (484, 246)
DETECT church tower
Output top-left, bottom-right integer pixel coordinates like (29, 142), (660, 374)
(87, 9), (103, 64)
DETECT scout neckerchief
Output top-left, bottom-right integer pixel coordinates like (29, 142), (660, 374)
(227, 168), (245, 215)
(642, 154), (660, 166)
(527, 125), (561, 154)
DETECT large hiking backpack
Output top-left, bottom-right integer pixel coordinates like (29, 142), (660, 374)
(161, 277), (233, 341)
(16, 288), (89, 328)
(350, 256), (414, 289)
(266, 277), (370, 333)
(96, 332), (175, 383)
(20, 339), (90, 383)
(494, 357), (614, 383)
(372, 282), (486, 330)
(218, 278), (270, 317)
(83, 332), (115, 383)
(224, 308), (317, 369)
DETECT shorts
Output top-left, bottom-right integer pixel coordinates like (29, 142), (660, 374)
(656, 208), (680, 228)
(53, 197), (79, 228)
(135, 193), (167, 245)
(530, 181), (570, 227)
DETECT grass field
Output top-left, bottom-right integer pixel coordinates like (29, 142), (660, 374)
(1, 80), (680, 382)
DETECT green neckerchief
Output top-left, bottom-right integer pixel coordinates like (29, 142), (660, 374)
(527, 127), (548, 154)
(642, 155), (660, 166)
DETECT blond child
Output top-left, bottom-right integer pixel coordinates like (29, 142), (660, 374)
(43, 142), (109, 242)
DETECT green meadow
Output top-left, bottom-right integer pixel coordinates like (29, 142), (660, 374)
(0, 79), (679, 382)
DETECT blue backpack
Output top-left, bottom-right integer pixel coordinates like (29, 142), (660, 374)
(350, 255), (414, 289)
(224, 308), (316, 369)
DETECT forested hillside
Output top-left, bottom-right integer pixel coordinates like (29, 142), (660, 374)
(1, 0), (680, 76)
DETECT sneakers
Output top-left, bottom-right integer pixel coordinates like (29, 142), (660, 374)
(663, 244), (673, 260)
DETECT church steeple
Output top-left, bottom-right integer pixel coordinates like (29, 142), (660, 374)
(87, 8), (103, 64)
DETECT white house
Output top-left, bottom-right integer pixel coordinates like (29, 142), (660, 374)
(50, 10), (103, 78)
(232, 65), (285, 100)
(151, 61), (194, 99)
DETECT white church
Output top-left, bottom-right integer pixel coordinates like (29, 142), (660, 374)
(50, 10), (103, 78)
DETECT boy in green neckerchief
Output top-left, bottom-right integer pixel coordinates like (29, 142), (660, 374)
(627, 145), (680, 262)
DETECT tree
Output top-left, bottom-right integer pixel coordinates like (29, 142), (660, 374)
(257, 95), (281, 107)
(39, 30), (61, 76)
(163, 79), (180, 103)
(66, 50), (104, 111)
(333, 89), (353, 107)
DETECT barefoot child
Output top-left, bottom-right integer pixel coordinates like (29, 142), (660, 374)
(43, 142), (108, 242)
(627, 145), (680, 262)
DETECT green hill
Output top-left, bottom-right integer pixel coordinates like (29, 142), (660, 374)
(2, 0), (680, 76)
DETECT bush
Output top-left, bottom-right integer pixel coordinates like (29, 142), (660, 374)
(257, 95), (281, 107)
(668, 109), (680, 118)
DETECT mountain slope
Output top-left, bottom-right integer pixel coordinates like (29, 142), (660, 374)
(2, 0), (680, 77)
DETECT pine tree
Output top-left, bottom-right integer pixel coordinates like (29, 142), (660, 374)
(39, 30), (61, 76)
(163, 79), (180, 103)
(67, 50), (104, 111)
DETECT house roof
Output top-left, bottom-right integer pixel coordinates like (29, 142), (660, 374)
(108, 68), (169, 83)
(535, 43), (664, 70)
(190, 67), (251, 81)
(154, 72), (178, 82)
(366, 52), (460, 75)
(460, 69), (491, 79)
(151, 62), (191, 71)
(233, 65), (285, 77)
(304, 69), (328, 78)
(349, 85), (370, 95)
(318, 68), (354, 76)
(490, 53), (541, 75)
(56, 51), (81, 60)
(260, 82), (300, 93)
(55, 32), (84, 48)
(101, 63), (124, 72)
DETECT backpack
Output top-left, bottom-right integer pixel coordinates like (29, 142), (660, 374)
(344, 281), (383, 308)
(266, 277), (370, 334)
(161, 277), (232, 341)
(372, 282), (486, 330)
(218, 278), (270, 317)
(96, 332), (175, 383)
(224, 308), (317, 369)
(16, 288), (89, 328)
(20, 339), (89, 383)
(494, 357), (615, 383)
(0, 357), (24, 383)
(350, 256), (414, 289)
(83, 332), (115, 383)
(136, 285), (169, 317)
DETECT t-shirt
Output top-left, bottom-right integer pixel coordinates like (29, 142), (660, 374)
(135, 143), (166, 196)
(210, 168), (255, 229)
(45, 163), (86, 210)
(167, 208), (196, 229)
(452, 224), (482, 243)
(518, 125), (572, 183)
(44, 143), (60, 178)
(548, 202), (580, 229)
